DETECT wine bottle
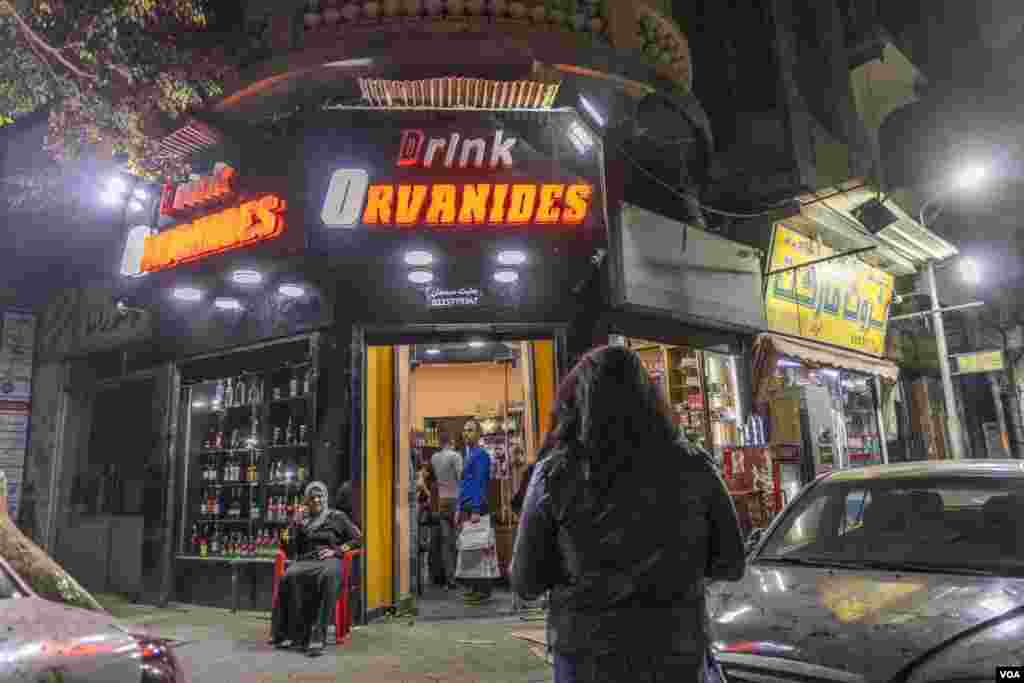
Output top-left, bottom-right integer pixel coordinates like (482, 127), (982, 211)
(286, 417), (296, 445)
(289, 370), (298, 398)
(302, 371), (310, 396)
(236, 377), (246, 407)
(224, 379), (234, 408)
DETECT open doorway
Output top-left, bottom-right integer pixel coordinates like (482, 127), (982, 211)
(362, 336), (556, 621)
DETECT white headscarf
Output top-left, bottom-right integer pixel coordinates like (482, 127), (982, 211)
(303, 480), (331, 531)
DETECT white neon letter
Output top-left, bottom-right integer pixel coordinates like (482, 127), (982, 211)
(321, 168), (370, 229)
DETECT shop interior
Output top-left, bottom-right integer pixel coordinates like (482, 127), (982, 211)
(379, 338), (551, 619)
(625, 337), (746, 460)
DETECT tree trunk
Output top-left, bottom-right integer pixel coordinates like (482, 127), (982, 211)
(0, 471), (106, 613)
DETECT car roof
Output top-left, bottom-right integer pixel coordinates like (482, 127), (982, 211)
(823, 460), (1024, 483)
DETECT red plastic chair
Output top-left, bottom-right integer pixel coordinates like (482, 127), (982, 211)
(271, 547), (362, 645)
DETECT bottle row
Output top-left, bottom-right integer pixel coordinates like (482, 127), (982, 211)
(190, 524), (292, 559)
(198, 489), (310, 524)
(202, 416), (309, 451)
(200, 454), (310, 484)
(209, 368), (312, 411)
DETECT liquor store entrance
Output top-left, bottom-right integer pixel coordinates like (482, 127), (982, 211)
(360, 326), (559, 621)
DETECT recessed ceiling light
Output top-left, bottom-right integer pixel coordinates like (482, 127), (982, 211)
(214, 297), (243, 311)
(192, 401), (207, 409)
(494, 270), (519, 283)
(404, 250), (434, 266)
(497, 250), (527, 266)
(408, 270), (434, 284)
(425, 348), (441, 355)
(172, 287), (203, 302)
(278, 284), (305, 298)
(232, 269), (263, 285)
(469, 340), (487, 348)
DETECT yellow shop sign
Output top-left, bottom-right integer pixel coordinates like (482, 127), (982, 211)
(766, 224), (894, 356)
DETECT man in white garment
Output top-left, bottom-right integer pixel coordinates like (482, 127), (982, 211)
(431, 430), (462, 590)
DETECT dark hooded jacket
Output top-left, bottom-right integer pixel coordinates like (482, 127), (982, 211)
(511, 440), (745, 656)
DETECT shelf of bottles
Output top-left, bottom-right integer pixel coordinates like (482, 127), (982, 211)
(181, 356), (318, 560)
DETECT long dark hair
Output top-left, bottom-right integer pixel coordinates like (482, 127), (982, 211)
(539, 345), (679, 495)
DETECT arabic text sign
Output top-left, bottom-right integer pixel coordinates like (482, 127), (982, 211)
(952, 350), (1005, 375)
(766, 224), (894, 356)
(0, 312), (35, 401)
(427, 287), (483, 308)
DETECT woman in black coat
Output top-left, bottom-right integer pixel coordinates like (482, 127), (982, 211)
(270, 481), (361, 656)
(511, 346), (746, 683)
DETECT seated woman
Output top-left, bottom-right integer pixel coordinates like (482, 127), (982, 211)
(270, 481), (361, 656)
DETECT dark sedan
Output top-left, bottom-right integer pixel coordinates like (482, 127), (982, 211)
(709, 461), (1024, 683)
(0, 554), (185, 682)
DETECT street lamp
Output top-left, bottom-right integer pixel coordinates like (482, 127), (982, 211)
(917, 165), (989, 461)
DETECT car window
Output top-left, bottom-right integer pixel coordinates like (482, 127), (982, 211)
(757, 476), (1024, 576)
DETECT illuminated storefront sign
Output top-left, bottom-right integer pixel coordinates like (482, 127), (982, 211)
(427, 287), (483, 308)
(160, 162), (237, 217)
(766, 223), (894, 356)
(121, 195), (287, 276)
(320, 128), (594, 229)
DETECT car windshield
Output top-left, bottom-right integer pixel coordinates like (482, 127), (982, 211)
(757, 475), (1024, 576)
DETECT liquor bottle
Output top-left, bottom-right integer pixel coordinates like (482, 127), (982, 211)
(200, 529), (209, 558)
(200, 491), (208, 516)
(298, 424), (308, 445)
(297, 461), (306, 483)
(251, 415), (260, 442)
(289, 370), (298, 398)
(273, 426), (282, 446)
(235, 377), (246, 407)
(284, 456), (296, 482)
(230, 489), (241, 519)
(210, 530), (219, 556)
(213, 379), (225, 409)
(248, 379), (261, 406)
(302, 371), (311, 396)
(286, 417), (296, 445)
(190, 524), (199, 554)
(216, 491), (224, 516)
(251, 496), (261, 520)
(248, 459), (257, 483)
(214, 427), (224, 450)
(224, 379), (234, 408)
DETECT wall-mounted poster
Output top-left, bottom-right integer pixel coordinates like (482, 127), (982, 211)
(0, 310), (34, 520)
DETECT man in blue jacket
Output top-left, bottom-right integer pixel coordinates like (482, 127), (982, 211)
(456, 419), (496, 603)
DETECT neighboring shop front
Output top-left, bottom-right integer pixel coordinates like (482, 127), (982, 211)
(752, 219), (900, 510)
(602, 203), (766, 461)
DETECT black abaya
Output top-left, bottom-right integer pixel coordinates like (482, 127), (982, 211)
(271, 509), (361, 644)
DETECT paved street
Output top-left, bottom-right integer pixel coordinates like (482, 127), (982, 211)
(100, 595), (553, 683)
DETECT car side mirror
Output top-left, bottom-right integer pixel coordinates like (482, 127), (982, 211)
(744, 528), (764, 555)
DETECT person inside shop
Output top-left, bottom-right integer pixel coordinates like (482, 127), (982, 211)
(431, 430), (462, 590)
(511, 345), (746, 683)
(456, 419), (498, 604)
(270, 481), (362, 656)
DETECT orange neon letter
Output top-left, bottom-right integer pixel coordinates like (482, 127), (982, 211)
(489, 184), (509, 223)
(561, 183), (592, 224)
(425, 184), (457, 225)
(535, 184), (564, 224)
(363, 185), (394, 224)
(458, 184), (491, 224)
(395, 185), (428, 225)
(506, 185), (537, 224)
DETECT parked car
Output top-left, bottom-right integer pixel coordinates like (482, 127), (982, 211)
(709, 461), (1024, 683)
(0, 554), (184, 682)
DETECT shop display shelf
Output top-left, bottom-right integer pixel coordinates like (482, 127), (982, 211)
(200, 482), (261, 488)
(177, 555), (277, 564)
(268, 394), (313, 405)
(197, 518), (253, 524)
(200, 448), (263, 455)
(263, 480), (310, 487)
(265, 443), (311, 449)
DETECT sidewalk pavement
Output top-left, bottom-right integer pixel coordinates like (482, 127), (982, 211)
(97, 594), (553, 683)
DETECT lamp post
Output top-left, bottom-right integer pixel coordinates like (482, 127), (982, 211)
(917, 164), (987, 460)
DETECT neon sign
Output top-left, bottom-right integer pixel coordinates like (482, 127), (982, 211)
(121, 195), (287, 276)
(397, 130), (517, 169)
(160, 162), (237, 217)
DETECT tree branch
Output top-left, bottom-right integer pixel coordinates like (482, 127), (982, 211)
(0, 1), (99, 82)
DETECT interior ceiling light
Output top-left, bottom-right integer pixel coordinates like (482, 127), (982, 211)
(425, 348), (442, 355)
(469, 340), (487, 348)
(192, 401), (207, 409)
(497, 250), (527, 266)
(494, 270), (519, 283)
(404, 250), (434, 266)
(232, 269), (263, 285)
(408, 270), (434, 284)
(278, 284), (305, 298)
(172, 287), (203, 302)
(214, 297), (243, 311)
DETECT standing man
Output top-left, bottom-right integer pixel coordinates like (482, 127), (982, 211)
(431, 431), (462, 590)
(456, 419), (497, 603)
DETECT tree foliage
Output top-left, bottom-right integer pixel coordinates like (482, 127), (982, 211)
(0, 0), (238, 181)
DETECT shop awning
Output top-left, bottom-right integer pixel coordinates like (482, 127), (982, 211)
(753, 333), (899, 402)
